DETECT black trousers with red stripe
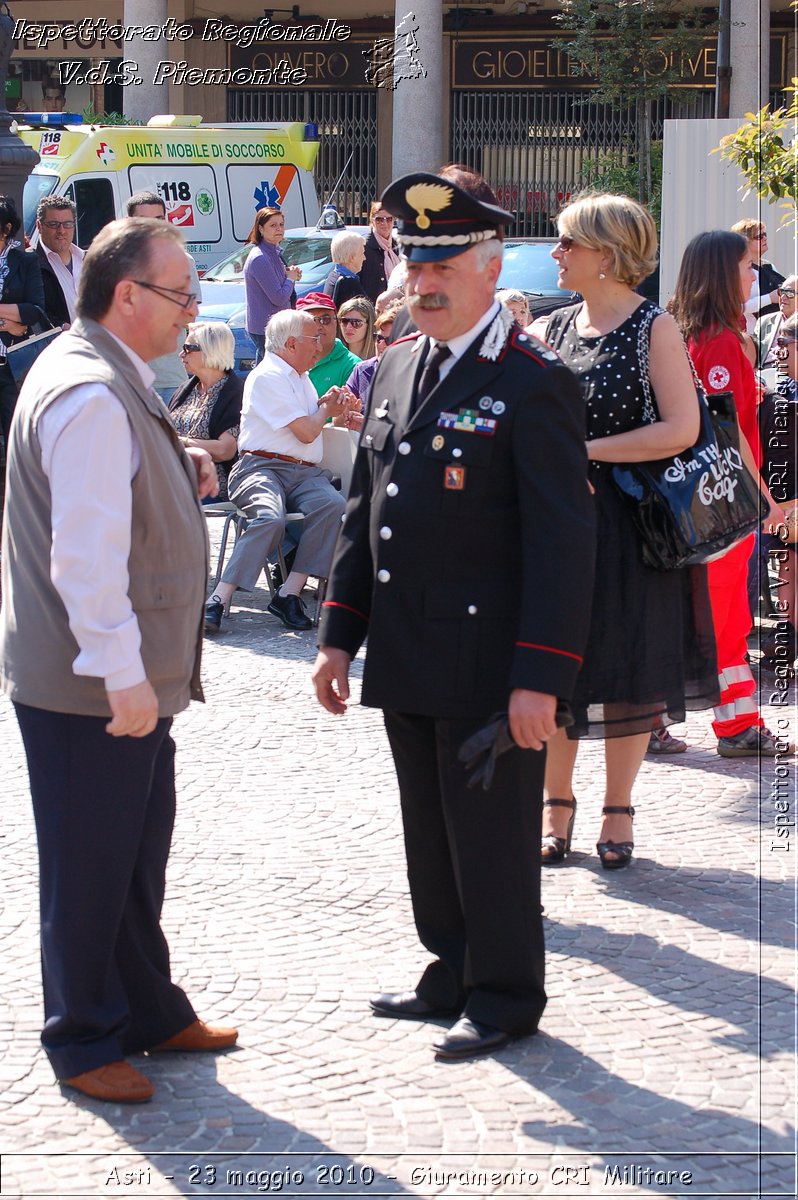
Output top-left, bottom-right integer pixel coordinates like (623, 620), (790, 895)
(382, 709), (546, 1036)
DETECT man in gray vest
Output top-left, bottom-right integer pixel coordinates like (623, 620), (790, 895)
(0, 219), (237, 1104)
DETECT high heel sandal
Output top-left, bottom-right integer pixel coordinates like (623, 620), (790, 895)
(541, 797), (576, 865)
(596, 805), (635, 870)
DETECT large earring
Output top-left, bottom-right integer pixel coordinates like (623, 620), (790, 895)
(598, 271), (606, 280)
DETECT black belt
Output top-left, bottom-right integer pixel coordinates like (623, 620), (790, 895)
(243, 449), (315, 468)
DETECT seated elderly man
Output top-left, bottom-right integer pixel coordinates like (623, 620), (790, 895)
(755, 274), (797, 369)
(205, 310), (348, 634)
(322, 231), (367, 308)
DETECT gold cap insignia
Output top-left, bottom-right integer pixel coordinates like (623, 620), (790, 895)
(405, 182), (453, 231)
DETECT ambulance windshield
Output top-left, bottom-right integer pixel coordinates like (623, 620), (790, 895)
(23, 174), (58, 238)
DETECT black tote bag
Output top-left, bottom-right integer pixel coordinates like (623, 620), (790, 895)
(611, 309), (766, 570)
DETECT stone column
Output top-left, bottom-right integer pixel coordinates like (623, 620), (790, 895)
(729, 0), (770, 116)
(123, 0), (170, 123)
(0, 6), (38, 213)
(389, 0), (444, 179)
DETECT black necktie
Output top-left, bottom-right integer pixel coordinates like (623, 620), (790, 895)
(414, 342), (451, 411)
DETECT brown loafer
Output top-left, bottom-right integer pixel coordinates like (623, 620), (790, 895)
(63, 1060), (154, 1104)
(153, 1018), (238, 1052)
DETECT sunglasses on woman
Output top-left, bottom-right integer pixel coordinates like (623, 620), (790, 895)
(181, 342), (201, 354)
(375, 332), (391, 343)
(556, 236), (577, 252)
(340, 316), (366, 329)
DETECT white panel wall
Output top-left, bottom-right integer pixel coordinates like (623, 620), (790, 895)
(660, 119), (798, 306)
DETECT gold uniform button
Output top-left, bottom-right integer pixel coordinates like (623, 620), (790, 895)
(432, 434), (445, 451)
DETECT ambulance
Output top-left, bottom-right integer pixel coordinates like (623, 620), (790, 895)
(18, 114), (321, 274)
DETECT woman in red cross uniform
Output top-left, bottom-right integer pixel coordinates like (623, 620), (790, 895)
(670, 230), (784, 757)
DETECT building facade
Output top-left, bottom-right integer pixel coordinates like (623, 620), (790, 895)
(9, 0), (796, 225)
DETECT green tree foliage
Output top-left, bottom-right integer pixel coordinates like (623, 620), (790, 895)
(81, 105), (134, 126)
(717, 81), (798, 224)
(580, 141), (664, 230)
(553, 0), (715, 206)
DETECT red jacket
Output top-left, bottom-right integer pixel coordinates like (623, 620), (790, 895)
(689, 328), (761, 467)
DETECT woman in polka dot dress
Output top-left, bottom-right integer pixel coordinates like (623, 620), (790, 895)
(540, 193), (718, 869)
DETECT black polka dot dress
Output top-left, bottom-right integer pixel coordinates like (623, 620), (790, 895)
(546, 301), (718, 739)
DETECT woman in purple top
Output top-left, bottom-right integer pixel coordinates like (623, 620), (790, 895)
(243, 207), (302, 364)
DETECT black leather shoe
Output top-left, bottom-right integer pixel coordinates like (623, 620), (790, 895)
(433, 1017), (513, 1060)
(267, 591), (312, 631)
(204, 598), (224, 634)
(369, 991), (459, 1021)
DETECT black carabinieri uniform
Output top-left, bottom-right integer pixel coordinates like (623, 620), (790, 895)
(319, 305), (596, 1033)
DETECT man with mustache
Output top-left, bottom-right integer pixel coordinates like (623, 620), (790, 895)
(312, 170), (595, 1061)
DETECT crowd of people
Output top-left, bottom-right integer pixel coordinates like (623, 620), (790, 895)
(0, 182), (793, 679)
(0, 166), (794, 1100)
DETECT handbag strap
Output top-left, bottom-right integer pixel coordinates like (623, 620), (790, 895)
(635, 302), (662, 425)
(636, 302), (706, 426)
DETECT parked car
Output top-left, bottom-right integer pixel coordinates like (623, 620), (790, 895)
(198, 302), (258, 375)
(201, 234), (577, 376)
(200, 225), (369, 306)
(498, 239), (579, 318)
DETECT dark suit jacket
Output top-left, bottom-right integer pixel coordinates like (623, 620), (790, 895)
(753, 260), (786, 321)
(359, 231), (392, 304)
(34, 243), (72, 328)
(318, 313), (596, 719)
(1, 248), (48, 349)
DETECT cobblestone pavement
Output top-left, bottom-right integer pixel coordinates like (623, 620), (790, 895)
(1, 543), (796, 1199)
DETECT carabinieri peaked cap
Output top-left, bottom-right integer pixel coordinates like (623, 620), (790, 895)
(380, 172), (513, 263)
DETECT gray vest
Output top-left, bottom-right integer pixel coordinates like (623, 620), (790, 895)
(0, 317), (208, 717)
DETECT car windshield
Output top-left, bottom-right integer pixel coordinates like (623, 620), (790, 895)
(202, 245), (250, 281)
(498, 242), (561, 296)
(23, 173), (58, 238)
(202, 235), (339, 288)
(280, 235), (338, 270)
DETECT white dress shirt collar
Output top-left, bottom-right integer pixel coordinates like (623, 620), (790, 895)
(426, 301), (502, 376)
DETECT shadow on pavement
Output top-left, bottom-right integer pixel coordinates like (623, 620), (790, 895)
(513, 1035), (794, 1195)
(546, 919), (795, 1057)
(62, 1055), (412, 1196)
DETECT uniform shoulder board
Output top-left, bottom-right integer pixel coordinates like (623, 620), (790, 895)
(393, 330), (424, 347)
(510, 326), (562, 366)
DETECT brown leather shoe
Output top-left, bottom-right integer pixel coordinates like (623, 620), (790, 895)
(153, 1018), (238, 1052)
(63, 1060), (154, 1103)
